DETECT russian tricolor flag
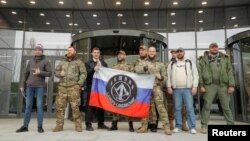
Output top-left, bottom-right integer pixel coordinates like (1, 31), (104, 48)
(89, 67), (155, 118)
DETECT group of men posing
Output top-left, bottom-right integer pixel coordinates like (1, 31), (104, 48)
(16, 42), (235, 135)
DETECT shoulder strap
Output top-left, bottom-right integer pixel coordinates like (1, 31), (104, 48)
(171, 60), (177, 70)
(185, 59), (192, 68)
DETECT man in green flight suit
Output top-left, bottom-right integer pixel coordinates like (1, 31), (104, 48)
(198, 42), (235, 134)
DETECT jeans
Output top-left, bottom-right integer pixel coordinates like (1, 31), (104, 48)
(23, 86), (44, 128)
(173, 88), (196, 129)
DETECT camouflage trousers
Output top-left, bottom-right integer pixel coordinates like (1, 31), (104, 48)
(55, 85), (82, 128)
(141, 86), (169, 127)
(112, 113), (133, 121)
(166, 94), (187, 121)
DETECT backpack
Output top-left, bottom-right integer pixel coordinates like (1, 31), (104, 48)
(170, 59), (192, 75)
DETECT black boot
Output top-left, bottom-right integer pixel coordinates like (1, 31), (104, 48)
(108, 120), (118, 131)
(38, 127), (44, 133)
(16, 126), (28, 133)
(150, 124), (157, 132)
(128, 121), (134, 132)
(147, 124), (152, 130)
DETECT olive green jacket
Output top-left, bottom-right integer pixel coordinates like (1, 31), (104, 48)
(55, 56), (87, 87)
(198, 51), (235, 87)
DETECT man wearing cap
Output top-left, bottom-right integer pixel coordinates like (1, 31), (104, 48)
(167, 47), (198, 134)
(165, 49), (188, 131)
(108, 50), (135, 132)
(17, 44), (52, 133)
(53, 46), (87, 132)
(198, 43), (235, 134)
(136, 46), (172, 135)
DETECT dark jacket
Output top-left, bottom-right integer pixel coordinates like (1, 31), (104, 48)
(85, 59), (108, 86)
(21, 55), (52, 87)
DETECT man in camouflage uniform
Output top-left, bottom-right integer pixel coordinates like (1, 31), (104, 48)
(165, 49), (188, 131)
(53, 46), (87, 132)
(198, 43), (235, 134)
(108, 50), (135, 132)
(135, 46), (172, 135)
(134, 45), (157, 132)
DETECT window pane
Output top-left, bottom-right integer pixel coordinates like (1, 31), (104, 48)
(168, 32), (195, 49)
(197, 29), (225, 49)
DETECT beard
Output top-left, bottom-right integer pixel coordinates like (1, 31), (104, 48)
(67, 53), (75, 59)
(148, 56), (155, 61)
(177, 55), (184, 60)
(210, 51), (219, 55)
(117, 58), (125, 62)
(140, 55), (147, 59)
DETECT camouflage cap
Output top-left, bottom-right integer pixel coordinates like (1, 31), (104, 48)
(209, 42), (219, 48)
(170, 49), (177, 53)
(117, 50), (126, 55)
(139, 45), (148, 50)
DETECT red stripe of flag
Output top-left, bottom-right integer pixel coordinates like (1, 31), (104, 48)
(89, 91), (150, 118)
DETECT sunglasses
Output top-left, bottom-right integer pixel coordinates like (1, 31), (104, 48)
(177, 50), (184, 53)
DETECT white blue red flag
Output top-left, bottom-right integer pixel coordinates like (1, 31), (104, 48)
(89, 67), (155, 118)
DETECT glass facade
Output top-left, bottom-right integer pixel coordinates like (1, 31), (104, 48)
(0, 6), (250, 123)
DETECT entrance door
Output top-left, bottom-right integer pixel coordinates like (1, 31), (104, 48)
(17, 56), (63, 118)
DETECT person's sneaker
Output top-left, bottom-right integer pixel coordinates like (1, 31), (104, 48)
(172, 128), (181, 133)
(86, 125), (94, 131)
(190, 128), (197, 134)
(98, 124), (109, 129)
(16, 126), (28, 133)
(200, 128), (207, 134)
(38, 127), (44, 133)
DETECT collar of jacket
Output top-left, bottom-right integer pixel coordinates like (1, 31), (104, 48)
(117, 60), (126, 64)
(33, 55), (45, 61)
(64, 55), (77, 62)
(203, 51), (225, 62)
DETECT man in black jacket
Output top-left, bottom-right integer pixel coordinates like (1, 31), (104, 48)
(84, 47), (109, 131)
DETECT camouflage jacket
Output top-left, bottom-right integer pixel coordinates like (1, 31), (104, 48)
(55, 56), (87, 87)
(112, 61), (133, 72)
(134, 57), (150, 74)
(198, 51), (235, 87)
(134, 57), (166, 85)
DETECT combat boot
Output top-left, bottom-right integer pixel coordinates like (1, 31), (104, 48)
(182, 106), (189, 131)
(164, 125), (172, 135)
(75, 126), (82, 132)
(182, 121), (189, 131)
(128, 121), (134, 132)
(201, 128), (207, 134)
(136, 125), (148, 133)
(169, 120), (174, 130)
(108, 120), (118, 131)
(150, 124), (157, 132)
(53, 125), (63, 132)
(75, 117), (82, 132)
(75, 122), (82, 132)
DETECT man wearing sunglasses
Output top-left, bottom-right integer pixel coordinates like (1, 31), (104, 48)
(198, 43), (235, 134)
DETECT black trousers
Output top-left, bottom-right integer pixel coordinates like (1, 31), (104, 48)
(85, 86), (105, 126)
